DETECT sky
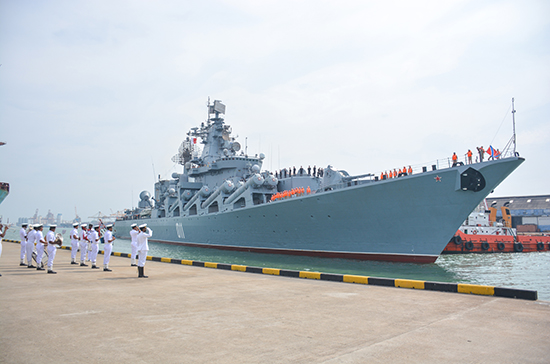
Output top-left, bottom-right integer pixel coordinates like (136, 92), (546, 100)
(0, 0), (549, 224)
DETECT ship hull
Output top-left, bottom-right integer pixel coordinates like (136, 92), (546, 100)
(114, 157), (524, 263)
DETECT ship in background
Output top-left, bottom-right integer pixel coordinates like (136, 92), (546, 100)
(114, 99), (524, 263)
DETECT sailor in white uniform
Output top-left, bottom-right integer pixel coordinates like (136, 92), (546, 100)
(0, 224), (8, 277)
(129, 223), (139, 266)
(136, 224), (152, 278)
(35, 225), (46, 270)
(89, 225), (101, 269)
(19, 223), (28, 266)
(26, 225), (37, 268)
(79, 224), (88, 266)
(103, 224), (115, 271)
(45, 225), (58, 274)
(86, 223), (94, 262)
(70, 223), (80, 264)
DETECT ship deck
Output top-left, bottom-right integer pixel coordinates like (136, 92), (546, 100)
(1, 241), (548, 363)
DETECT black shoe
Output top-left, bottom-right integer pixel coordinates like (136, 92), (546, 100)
(131, 264), (137, 267)
(103, 268), (112, 272)
(91, 265), (100, 269)
(28, 265), (36, 268)
(80, 263), (88, 267)
(20, 263), (27, 266)
(71, 261), (79, 265)
(47, 270), (57, 274)
(37, 267), (45, 271)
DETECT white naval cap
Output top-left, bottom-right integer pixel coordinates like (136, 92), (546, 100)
(130, 223), (137, 228)
(139, 223), (147, 228)
(73, 223), (79, 227)
(106, 224), (113, 228)
(81, 223), (87, 227)
(94, 225), (100, 229)
(49, 224), (57, 228)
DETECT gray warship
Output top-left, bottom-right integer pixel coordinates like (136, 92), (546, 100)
(114, 100), (524, 263)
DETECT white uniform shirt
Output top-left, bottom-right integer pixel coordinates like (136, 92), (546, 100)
(20, 228), (27, 243)
(35, 231), (44, 245)
(130, 229), (139, 246)
(80, 229), (88, 242)
(70, 228), (79, 243)
(89, 230), (99, 244)
(137, 228), (152, 251)
(104, 230), (113, 244)
(46, 230), (56, 244)
(27, 229), (36, 245)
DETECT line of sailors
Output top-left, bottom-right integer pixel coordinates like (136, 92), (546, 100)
(271, 186), (311, 201)
(275, 166), (324, 179)
(16, 222), (152, 278)
(380, 166), (413, 180)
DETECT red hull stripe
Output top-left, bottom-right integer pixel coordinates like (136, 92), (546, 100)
(150, 238), (438, 264)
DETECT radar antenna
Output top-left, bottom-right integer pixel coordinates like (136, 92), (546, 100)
(171, 139), (194, 165)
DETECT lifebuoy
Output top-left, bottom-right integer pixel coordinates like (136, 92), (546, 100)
(513, 242), (524, 252)
(481, 242), (490, 251)
(537, 242), (544, 251)
(497, 242), (505, 251)
(465, 241), (474, 250)
(472, 230), (478, 235)
(452, 235), (463, 245)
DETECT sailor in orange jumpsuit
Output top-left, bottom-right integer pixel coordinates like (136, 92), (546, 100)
(452, 152), (458, 166)
(467, 149), (473, 164)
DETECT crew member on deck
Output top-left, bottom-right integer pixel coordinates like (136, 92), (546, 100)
(452, 152), (458, 167)
(70, 223), (80, 265)
(103, 224), (115, 272)
(19, 223), (28, 266)
(467, 149), (473, 164)
(130, 223), (139, 266)
(137, 224), (152, 278)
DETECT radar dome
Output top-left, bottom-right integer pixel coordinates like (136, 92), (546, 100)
(139, 191), (151, 201)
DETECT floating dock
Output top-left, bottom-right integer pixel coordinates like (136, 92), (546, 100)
(1, 241), (549, 363)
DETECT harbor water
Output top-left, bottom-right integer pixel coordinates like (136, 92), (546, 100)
(4, 228), (550, 301)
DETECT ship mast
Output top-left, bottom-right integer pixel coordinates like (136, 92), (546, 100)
(511, 97), (516, 155)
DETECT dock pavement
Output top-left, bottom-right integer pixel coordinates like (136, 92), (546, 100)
(1, 241), (549, 363)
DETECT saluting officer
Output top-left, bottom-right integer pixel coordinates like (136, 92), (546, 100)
(129, 223), (139, 266)
(136, 224), (152, 278)
(103, 224), (115, 272)
(70, 223), (80, 264)
(19, 223), (28, 266)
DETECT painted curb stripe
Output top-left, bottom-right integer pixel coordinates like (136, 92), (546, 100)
(4, 240), (538, 300)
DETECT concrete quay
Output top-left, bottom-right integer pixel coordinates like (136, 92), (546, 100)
(1, 241), (549, 363)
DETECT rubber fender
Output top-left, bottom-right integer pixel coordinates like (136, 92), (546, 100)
(537, 242), (544, 251)
(513, 242), (524, 252)
(497, 242), (505, 251)
(452, 235), (463, 245)
(465, 241), (474, 250)
(481, 242), (490, 251)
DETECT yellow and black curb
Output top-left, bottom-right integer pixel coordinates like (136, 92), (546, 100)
(5, 240), (538, 301)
